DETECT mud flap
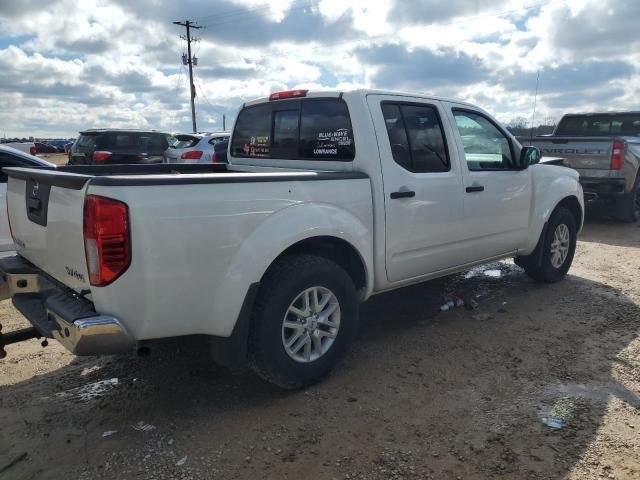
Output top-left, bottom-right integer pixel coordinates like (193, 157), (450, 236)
(515, 221), (549, 270)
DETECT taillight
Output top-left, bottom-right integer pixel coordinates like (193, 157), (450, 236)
(181, 150), (203, 160)
(83, 195), (131, 287)
(93, 151), (112, 162)
(29, 146), (37, 156)
(211, 152), (218, 163)
(269, 89), (308, 101)
(610, 140), (625, 170)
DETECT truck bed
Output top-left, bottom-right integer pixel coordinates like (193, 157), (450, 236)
(3, 163), (372, 341)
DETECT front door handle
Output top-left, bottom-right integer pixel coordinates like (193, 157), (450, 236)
(390, 190), (416, 199)
(466, 185), (485, 193)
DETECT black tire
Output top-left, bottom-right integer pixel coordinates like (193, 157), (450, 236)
(248, 254), (359, 389)
(614, 175), (640, 223)
(521, 207), (577, 283)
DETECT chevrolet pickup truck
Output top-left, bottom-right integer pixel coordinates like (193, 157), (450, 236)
(0, 89), (584, 388)
(522, 112), (640, 222)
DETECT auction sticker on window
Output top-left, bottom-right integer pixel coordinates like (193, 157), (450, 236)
(243, 136), (270, 157)
(313, 129), (352, 156)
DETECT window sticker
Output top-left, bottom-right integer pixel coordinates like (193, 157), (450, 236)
(313, 129), (352, 155)
(243, 136), (270, 157)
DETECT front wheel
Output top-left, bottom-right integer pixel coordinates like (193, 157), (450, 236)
(248, 254), (359, 389)
(520, 207), (577, 283)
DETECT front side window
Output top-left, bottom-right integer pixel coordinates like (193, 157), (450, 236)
(453, 110), (514, 171)
(230, 99), (355, 161)
(382, 102), (449, 173)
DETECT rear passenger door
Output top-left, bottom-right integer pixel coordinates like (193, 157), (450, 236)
(367, 95), (469, 282)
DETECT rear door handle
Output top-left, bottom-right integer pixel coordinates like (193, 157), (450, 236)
(390, 190), (416, 199)
(465, 185), (485, 193)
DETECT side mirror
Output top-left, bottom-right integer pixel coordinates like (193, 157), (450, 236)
(519, 146), (541, 169)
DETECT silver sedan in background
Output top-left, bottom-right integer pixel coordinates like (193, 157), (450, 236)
(165, 132), (230, 164)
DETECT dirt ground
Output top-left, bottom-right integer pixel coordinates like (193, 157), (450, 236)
(1, 209), (639, 480)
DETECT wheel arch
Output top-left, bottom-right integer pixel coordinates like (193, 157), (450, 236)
(554, 195), (583, 231)
(266, 235), (369, 297)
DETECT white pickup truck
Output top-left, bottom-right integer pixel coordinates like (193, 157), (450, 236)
(0, 89), (584, 388)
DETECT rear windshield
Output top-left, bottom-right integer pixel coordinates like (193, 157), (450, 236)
(208, 136), (228, 146)
(555, 114), (640, 137)
(76, 133), (100, 148)
(230, 98), (355, 161)
(171, 135), (200, 149)
(99, 132), (169, 151)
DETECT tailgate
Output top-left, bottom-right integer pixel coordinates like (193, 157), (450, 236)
(529, 137), (613, 170)
(5, 168), (91, 292)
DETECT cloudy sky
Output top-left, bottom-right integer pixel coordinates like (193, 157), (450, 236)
(0, 0), (638, 137)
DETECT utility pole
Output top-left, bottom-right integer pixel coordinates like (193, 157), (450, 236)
(173, 20), (202, 133)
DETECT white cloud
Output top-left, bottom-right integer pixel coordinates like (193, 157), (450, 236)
(0, 0), (637, 137)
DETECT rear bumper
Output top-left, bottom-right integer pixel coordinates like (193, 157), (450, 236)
(0, 255), (133, 356)
(579, 176), (626, 197)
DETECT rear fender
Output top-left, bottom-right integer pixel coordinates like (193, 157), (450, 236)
(207, 202), (374, 336)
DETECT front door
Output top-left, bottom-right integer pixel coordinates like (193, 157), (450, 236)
(446, 106), (532, 261)
(367, 95), (467, 283)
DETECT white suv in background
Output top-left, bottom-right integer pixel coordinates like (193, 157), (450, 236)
(165, 132), (230, 163)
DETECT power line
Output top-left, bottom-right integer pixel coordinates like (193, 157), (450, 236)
(193, 72), (229, 130)
(173, 20), (202, 133)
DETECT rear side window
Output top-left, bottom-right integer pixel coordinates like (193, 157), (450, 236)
(230, 99), (355, 161)
(381, 102), (449, 173)
(556, 114), (640, 136)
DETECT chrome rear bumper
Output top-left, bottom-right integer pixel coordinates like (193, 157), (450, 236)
(0, 255), (133, 356)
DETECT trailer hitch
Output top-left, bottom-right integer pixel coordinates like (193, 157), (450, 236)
(0, 324), (43, 359)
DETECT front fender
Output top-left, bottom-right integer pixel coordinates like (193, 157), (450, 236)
(206, 202), (374, 336)
(522, 165), (585, 254)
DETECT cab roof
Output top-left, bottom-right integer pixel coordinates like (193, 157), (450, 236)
(243, 88), (476, 108)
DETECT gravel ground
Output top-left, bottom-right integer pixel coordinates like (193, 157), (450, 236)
(1, 209), (639, 480)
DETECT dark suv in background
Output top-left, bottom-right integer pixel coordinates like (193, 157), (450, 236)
(68, 129), (171, 165)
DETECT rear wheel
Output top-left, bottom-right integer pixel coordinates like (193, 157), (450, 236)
(614, 176), (640, 223)
(520, 207), (577, 283)
(248, 254), (359, 389)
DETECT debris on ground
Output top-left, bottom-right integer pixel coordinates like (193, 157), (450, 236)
(542, 417), (565, 429)
(55, 378), (119, 401)
(132, 422), (156, 432)
(176, 456), (188, 466)
(102, 430), (118, 438)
